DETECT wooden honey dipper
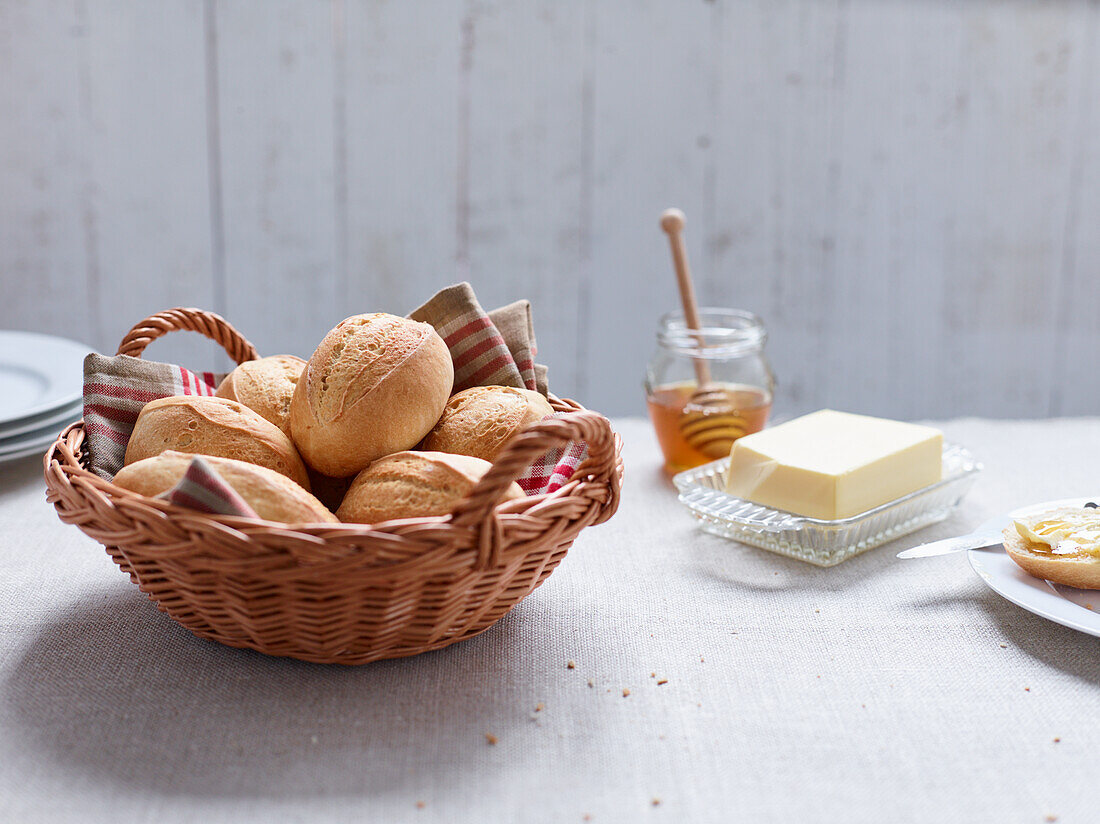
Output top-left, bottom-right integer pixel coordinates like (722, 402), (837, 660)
(660, 208), (749, 459)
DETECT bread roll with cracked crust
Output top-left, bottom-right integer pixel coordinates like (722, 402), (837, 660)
(336, 450), (524, 524)
(124, 395), (311, 490)
(114, 451), (336, 524)
(1002, 528), (1100, 590)
(421, 385), (554, 462)
(215, 354), (305, 436)
(290, 313), (454, 477)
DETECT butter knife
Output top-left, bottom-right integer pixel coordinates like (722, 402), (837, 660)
(896, 532), (1004, 559)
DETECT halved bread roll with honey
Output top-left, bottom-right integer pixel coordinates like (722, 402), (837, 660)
(114, 451), (336, 524)
(1003, 506), (1100, 590)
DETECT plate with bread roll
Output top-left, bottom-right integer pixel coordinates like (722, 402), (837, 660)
(967, 498), (1100, 637)
(44, 294), (623, 665)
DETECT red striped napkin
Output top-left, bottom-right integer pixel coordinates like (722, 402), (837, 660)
(409, 282), (549, 394)
(156, 455), (258, 518)
(83, 353), (223, 479)
(517, 413), (589, 495)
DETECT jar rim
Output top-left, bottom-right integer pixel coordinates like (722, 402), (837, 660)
(657, 308), (767, 358)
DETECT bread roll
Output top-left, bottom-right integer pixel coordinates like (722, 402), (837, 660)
(336, 450), (524, 524)
(1003, 527), (1100, 590)
(125, 395), (311, 490)
(421, 385), (553, 461)
(114, 451), (336, 524)
(215, 354), (305, 436)
(290, 313), (454, 477)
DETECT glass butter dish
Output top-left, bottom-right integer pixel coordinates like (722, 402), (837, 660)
(672, 443), (982, 566)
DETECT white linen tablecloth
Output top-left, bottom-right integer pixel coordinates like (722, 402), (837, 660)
(2, 417), (1099, 823)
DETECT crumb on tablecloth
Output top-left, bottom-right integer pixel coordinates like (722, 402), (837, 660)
(657, 679), (668, 686)
(623, 688), (631, 697)
(567, 660), (576, 669)
(485, 733), (498, 746)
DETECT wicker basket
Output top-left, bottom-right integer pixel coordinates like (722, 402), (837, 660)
(43, 308), (623, 665)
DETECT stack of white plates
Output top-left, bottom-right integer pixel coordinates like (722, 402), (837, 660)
(0, 331), (87, 465)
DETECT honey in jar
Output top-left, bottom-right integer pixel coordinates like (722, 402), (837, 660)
(645, 309), (775, 475)
(647, 382), (772, 474)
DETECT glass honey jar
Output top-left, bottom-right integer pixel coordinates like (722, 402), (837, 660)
(645, 308), (775, 475)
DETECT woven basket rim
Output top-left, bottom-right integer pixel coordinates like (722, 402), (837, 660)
(47, 399), (614, 528)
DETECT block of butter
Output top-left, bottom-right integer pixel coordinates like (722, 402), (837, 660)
(725, 409), (943, 520)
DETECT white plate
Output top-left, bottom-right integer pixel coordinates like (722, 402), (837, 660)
(0, 399), (82, 440)
(968, 496), (1100, 638)
(0, 428), (65, 464)
(0, 331), (86, 425)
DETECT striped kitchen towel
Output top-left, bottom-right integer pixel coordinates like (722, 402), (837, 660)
(409, 282), (545, 394)
(516, 413), (590, 495)
(155, 455), (258, 518)
(83, 353), (223, 480)
(488, 299), (550, 397)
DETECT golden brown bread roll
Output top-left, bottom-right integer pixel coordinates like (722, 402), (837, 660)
(215, 354), (306, 436)
(114, 451), (336, 524)
(421, 385), (554, 461)
(290, 313), (454, 477)
(125, 395), (311, 490)
(336, 450), (524, 524)
(1002, 527), (1100, 590)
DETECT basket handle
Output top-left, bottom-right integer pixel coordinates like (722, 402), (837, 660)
(450, 408), (620, 566)
(116, 307), (259, 365)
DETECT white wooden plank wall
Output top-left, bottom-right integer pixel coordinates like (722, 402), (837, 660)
(1, 0), (1097, 418)
(83, 1), (219, 367)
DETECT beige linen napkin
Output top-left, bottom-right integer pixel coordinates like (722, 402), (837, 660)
(82, 353), (224, 479)
(409, 282), (550, 395)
